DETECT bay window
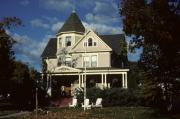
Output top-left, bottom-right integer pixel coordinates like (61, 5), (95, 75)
(65, 36), (71, 47)
(65, 57), (71, 66)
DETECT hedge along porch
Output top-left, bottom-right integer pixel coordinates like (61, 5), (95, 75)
(44, 66), (129, 97)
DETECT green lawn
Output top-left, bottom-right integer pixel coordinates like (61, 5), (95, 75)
(10, 107), (174, 119)
(0, 102), (19, 117)
(0, 110), (19, 117)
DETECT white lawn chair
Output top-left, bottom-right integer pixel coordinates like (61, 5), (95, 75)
(69, 98), (77, 108)
(82, 98), (91, 109)
(92, 98), (102, 108)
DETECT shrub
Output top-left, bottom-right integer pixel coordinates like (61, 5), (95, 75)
(75, 87), (142, 107)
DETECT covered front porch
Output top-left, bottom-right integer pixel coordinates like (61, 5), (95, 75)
(44, 66), (129, 97)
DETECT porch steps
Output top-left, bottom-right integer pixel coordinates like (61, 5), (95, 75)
(51, 97), (72, 107)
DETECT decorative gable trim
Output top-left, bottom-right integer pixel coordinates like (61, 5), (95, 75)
(54, 65), (81, 73)
(69, 30), (91, 51)
(69, 29), (112, 53)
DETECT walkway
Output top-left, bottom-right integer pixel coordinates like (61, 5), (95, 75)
(0, 111), (30, 118)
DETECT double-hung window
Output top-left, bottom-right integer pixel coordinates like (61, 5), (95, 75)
(83, 56), (90, 67)
(88, 38), (93, 46)
(84, 38), (97, 47)
(91, 55), (97, 67)
(65, 36), (71, 47)
(83, 55), (97, 67)
(59, 38), (62, 48)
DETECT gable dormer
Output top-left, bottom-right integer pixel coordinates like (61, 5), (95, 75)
(70, 30), (112, 53)
(56, 11), (85, 50)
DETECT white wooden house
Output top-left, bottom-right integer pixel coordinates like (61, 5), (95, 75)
(41, 11), (129, 96)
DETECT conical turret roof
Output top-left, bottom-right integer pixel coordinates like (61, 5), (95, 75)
(57, 11), (85, 33)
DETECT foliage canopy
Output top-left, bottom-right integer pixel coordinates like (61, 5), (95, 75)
(121, 0), (180, 112)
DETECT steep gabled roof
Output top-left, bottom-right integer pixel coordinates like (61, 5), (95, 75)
(99, 34), (125, 55)
(41, 34), (126, 58)
(57, 12), (85, 33)
(41, 38), (57, 58)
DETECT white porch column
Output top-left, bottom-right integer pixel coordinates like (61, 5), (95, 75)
(47, 74), (49, 89)
(101, 74), (104, 87)
(122, 73), (125, 88)
(81, 74), (84, 87)
(50, 75), (52, 88)
(125, 72), (128, 88)
(78, 74), (81, 88)
(104, 74), (107, 88)
(47, 74), (52, 96)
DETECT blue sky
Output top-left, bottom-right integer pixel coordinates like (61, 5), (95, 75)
(0, 0), (141, 71)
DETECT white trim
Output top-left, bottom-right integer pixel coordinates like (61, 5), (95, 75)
(122, 74), (125, 88)
(125, 72), (128, 88)
(83, 37), (98, 48)
(56, 31), (84, 36)
(78, 75), (81, 88)
(101, 74), (104, 85)
(49, 67), (129, 75)
(69, 30), (112, 53)
(83, 69), (129, 73)
(54, 65), (81, 73)
(69, 30), (91, 51)
(50, 70), (129, 76)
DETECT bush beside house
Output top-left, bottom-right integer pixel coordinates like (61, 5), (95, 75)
(75, 87), (142, 107)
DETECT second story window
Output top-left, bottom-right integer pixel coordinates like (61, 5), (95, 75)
(65, 57), (71, 67)
(65, 36), (71, 47)
(91, 55), (97, 67)
(59, 38), (62, 48)
(83, 56), (90, 67)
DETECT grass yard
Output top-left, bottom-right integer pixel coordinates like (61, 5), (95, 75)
(0, 102), (19, 117)
(0, 110), (19, 117)
(10, 107), (173, 119)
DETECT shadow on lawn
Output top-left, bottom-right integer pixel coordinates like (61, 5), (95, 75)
(11, 107), (175, 119)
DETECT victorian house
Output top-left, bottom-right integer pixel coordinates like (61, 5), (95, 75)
(41, 11), (129, 96)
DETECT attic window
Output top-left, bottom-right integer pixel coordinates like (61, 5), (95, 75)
(65, 36), (71, 47)
(88, 38), (93, 46)
(84, 42), (87, 46)
(84, 38), (97, 47)
(94, 42), (97, 46)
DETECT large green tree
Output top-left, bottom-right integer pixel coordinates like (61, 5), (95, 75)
(121, 0), (180, 111)
(0, 17), (21, 95)
(11, 61), (34, 109)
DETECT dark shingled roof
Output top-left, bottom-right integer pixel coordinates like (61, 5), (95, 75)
(41, 34), (126, 58)
(99, 34), (125, 55)
(57, 12), (85, 33)
(41, 38), (57, 58)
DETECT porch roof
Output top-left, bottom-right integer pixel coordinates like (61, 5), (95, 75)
(47, 66), (129, 75)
